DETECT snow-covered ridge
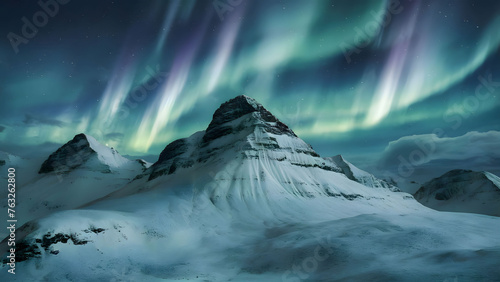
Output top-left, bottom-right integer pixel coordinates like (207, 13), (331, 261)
(414, 169), (500, 216)
(84, 134), (131, 168)
(325, 154), (400, 191)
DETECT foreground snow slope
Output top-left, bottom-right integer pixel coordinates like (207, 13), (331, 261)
(414, 169), (500, 216)
(2, 192), (499, 281)
(1, 96), (499, 281)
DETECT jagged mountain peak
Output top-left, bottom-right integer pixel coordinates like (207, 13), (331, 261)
(148, 95), (331, 181)
(39, 133), (131, 174)
(203, 95), (297, 144)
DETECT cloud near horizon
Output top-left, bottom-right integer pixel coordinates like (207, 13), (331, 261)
(23, 114), (67, 128)
(375, 131), (500, 182)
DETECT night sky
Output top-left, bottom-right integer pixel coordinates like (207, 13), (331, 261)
(1, 0), (499, 187)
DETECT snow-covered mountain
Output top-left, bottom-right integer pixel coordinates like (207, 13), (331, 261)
(1, 96), (500, 281)
(111, 95), (407, 203)
(39, 133), (149, 174)
(325, 154), (401, 192)
(0, 134), (150, 239)
(414, 169), (500, 216)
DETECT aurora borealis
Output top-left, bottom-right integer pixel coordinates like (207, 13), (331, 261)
(1, 0), (499, 187)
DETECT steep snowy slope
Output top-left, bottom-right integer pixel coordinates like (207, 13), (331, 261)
(0, 134), (149, 239)
(414, 169), (500, 216)
(325, 154), (400, 191)
(1, 96), (499, 281)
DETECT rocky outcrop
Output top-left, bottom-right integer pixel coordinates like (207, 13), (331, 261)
(202, 95), (297, 145)
(39, 133), (96, 174)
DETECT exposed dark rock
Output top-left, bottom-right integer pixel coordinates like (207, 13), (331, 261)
(38, 133), (96, 174)
(202, 95), (296, 144)
(7, 232), (89, 263)
(135, 159), (150, 170)
(157, 139), (189, 164)
(341, 193), (364, 201)
(202, 126), (234, 145)
(84, 226), (106, 234)
(323, 190), (364, 200)
(295, 148), (320, 158)
(290, 162), (342, 173)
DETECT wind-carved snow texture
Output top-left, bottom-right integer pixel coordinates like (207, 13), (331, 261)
(414, 169), (500, 216)
(1, 96), (499, 281)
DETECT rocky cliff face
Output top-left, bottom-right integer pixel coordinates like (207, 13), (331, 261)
(202, 95), (297, 145)
(39, 134), (98, 174)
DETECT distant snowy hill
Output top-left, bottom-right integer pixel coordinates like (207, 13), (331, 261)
(414, 169), (500, 216)
(1, 96), (499, 281)
(325, 154), (401, 192)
